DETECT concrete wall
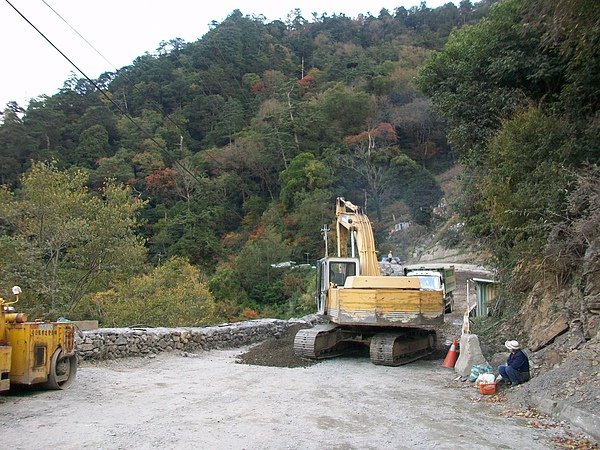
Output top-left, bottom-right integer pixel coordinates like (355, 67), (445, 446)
(76, 318), (305, 361)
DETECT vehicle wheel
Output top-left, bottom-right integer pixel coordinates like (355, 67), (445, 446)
(428, 332), (436, 350)
(45, 348), (77, 389)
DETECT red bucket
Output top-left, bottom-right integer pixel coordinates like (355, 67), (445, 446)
(479, 383), (496, 395)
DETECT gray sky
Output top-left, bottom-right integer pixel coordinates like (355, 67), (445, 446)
(1, 0), (453, 109)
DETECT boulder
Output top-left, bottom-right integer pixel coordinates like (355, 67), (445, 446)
(529, 314), (569, 352)
(454, 334), (488, 377)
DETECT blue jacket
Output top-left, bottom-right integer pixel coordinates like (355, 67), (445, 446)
(507, 349), (529, 373)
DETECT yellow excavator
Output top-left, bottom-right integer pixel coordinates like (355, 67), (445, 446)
(0, 286), (77, 392)
(294, 197), (445, 365)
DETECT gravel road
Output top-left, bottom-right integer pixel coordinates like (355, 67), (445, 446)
(1, 264), (594, 449)
(0, 348), (589, 450)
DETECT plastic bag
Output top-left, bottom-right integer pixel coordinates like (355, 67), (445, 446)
(475, 373), (495, 386)
(468, 363), (493, 382)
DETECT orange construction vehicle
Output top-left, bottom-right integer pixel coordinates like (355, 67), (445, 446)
(0, 286), (76, 392)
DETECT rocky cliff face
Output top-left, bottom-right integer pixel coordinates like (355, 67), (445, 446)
(582, 237), (600, 340)
(495, 237), (600, 424)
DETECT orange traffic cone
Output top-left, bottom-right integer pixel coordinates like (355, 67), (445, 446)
(442, 339), (458, 368)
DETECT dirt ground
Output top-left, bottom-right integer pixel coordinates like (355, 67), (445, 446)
(0, 347), (595, 450)
(0, 265), (596, 449)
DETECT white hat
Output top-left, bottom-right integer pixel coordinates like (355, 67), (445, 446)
(505, 340), (521, 350)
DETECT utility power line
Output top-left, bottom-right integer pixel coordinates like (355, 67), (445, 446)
(4, 0), (204, 186)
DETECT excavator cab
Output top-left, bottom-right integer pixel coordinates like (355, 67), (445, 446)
(315, 257), (359, 314)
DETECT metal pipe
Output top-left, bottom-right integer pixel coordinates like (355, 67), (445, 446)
(5, 313), (27, 323)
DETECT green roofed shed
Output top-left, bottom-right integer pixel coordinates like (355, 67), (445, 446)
(472, 278), (498, 317)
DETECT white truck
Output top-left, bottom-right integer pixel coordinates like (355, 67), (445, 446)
(403, 265), (456, 313)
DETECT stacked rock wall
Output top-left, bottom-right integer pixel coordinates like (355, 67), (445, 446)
(76, 319), (297, 361)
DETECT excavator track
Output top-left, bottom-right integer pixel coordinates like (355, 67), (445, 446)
(295, 324), (437, 366)
(369, 330), (436, 366)
(293, 324), (346, 359)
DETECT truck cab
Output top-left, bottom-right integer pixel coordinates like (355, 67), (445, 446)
(404, 269), (454, 313)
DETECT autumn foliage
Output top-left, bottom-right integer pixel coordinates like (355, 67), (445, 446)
(145, 168), (178, 193)
(343, 123), (397, 146)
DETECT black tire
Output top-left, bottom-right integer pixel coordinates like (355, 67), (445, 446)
(445, 293), (454, 314)
(45, 348), (77, 390)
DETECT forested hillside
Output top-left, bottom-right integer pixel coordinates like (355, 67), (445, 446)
(1, 0), (597, 342)
(418, 0), (600, 343)
(0, 2), (491, 325)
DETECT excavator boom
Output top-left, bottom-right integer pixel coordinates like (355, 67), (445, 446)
(335, 197), (380, 276)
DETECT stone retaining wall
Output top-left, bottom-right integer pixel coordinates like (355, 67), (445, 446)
(76, 318), (304, 361)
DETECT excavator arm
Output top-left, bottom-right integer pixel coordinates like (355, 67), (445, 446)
(335, 197), (380, 276)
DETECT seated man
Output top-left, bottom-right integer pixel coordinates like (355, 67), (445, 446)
(498, 340), (530, 386)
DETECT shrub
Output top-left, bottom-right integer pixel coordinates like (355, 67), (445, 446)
(84, 257), (216, 327)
